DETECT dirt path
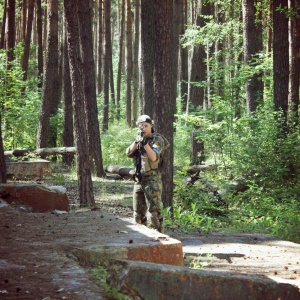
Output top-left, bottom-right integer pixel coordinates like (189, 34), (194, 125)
(0, 178), (299, 299)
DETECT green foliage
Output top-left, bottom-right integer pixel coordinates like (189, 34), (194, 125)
(185, 253), (213, 270)
(90, 266), (129, 299)
(182, 17), (242, 50)
(163, 174), (227, 233)
(0, 47), (41, 150)
(101, 121), (137, 166)
(169, 104), (300, 243)
(173, 122), (191, 167)
(225, 187), (300, 243)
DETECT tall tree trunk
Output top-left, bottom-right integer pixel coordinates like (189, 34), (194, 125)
(179, 0), (188, 112)
(266, 4), (273, 55)
(36, 0), (43, 88)
(64, 0), (95, 207)
(62, 17), (74, 165)
(21, 0), (34, 83)
(0, 115), (7, 183)
(287, 0), (300, 125)
(3, 0), (15, 150)
(109, 33), (115, 119)
(36, 0), (60, 149)
(273, 0), (289, 125)
(173, 0), (181, 103)
(189, 1), (212, 165)
(116, 0), (125, 120)
(125, 0), (132, 126)
(140, 0), (155, 115)
(214, 2), (224, 98)
(97, 0), (103, 94)
(132, 0), (140, 124)
(77, 0), (105, 177)
(102, 0), (111, 131)
(43, 3), (47, 54)
(242, 0), (263, 113)
(22, 0), (27, 39)
(6, 0), (16, 64)
(153, 0), (176, 209)
(0, 0), (7, 49)
(188, 2), (209, 113)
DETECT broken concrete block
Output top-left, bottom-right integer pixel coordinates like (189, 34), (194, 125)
(107, 259), (300, 300)
(6, 158), (51, 179)
(72, 225), (184, 268)
(0, 183), (69, 212)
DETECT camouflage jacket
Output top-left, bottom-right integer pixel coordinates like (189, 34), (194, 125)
(126, 133), (169, 174)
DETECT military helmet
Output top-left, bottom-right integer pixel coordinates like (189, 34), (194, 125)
(136, 115), (153, 125)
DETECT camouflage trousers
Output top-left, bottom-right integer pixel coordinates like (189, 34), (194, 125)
(133, 173), (163, 232)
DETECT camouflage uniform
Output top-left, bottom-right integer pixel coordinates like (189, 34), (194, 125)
(126, 133), (169, 232)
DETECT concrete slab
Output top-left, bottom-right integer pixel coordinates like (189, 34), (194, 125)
(0, 183), (69, 212)
(107, 259), (300, 300)
(6, 158), (51, 179)
(71, 224), (184, 267)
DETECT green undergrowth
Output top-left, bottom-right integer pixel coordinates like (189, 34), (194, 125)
(163, 174), (300, 243)
(89, 266), (129, 300)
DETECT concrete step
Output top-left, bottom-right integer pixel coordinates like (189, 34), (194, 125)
(107, 259), (300, 300)
(71, 224), (184, 267)
(71, 224), (300, 300)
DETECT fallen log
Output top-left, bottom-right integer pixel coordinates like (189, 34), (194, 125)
(4, 147), (76, 157)
(187, 164), (218, 174)
(104, 164), (218, 180)
(104, 165), (135, 179)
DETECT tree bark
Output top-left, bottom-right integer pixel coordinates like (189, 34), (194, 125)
(116, 0), (125, 120)
(287, 0), (300, 125)
(62, 19), (74, 165)
(0, 0), (7, 49)
(273, 0), (289, 125)
(22, 0), (27, 39)
(97, 0), (103, 94)
(242, 0), (263, 113)
(36, 0), (60, 149)
(132, 0), (140, 123)
(189, 1), (212, 166)
(64, 0), (95, 207)
(0, 114), (7, 183)
(125, 0), (132, 126)
(36, 0), (44, 88)
(153, 0), (176, 209)
(6, 0), (16, 64)
(188, 2), (211, 112)
(140, 0), (155, 115)
(21, 0), (34, 83)
(77, 0), (105, 177)
(213, 2), (224, 98)
(179, 0), (188, 112)
(102, 0), (111, 131)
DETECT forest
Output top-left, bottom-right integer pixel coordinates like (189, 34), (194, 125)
(0, 0), (299, 243)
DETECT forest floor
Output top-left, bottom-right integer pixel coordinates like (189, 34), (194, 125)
(0, 175), (300, 299)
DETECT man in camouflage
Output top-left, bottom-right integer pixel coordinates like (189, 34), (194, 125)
(126, 115), (169, 233)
